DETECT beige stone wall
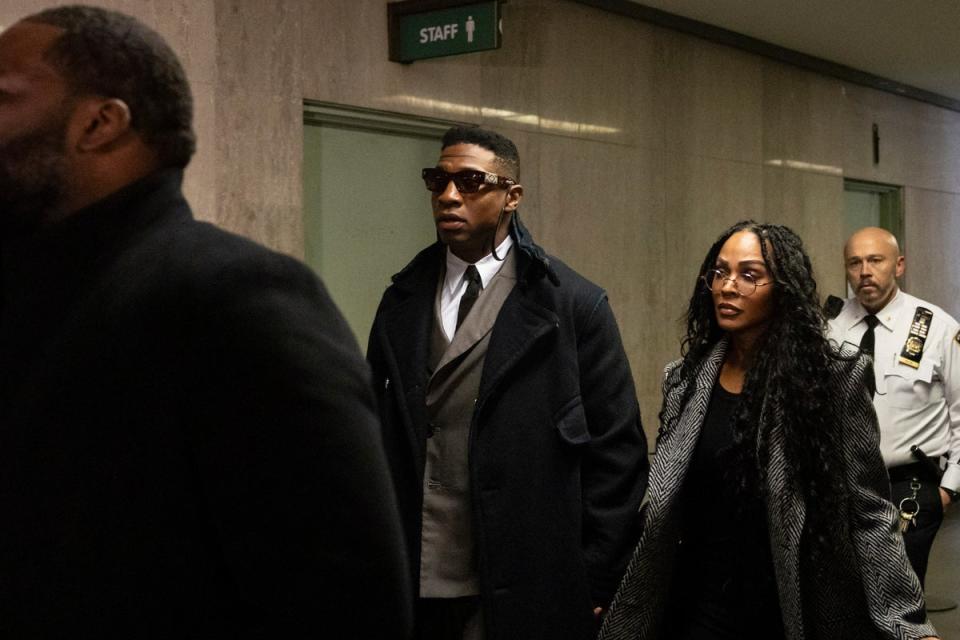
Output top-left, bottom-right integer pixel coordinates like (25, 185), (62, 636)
(4, 0), (959, 434)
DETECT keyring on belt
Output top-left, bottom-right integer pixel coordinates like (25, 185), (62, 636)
(899, 496), (920, 517)
(900, 480), (922, 517)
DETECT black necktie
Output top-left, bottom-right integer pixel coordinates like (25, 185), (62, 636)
(860, 314), (879, 396)
(456, 266), (482, 331)
(859, 314), (879, 355)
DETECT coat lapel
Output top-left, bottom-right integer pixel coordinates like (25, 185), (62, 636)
(429, 249), (517, 381)
(603, 341), (727, 636)
(476, 291), (557, 406)
(378, 250), (442, 461)
(645, 341), (727, 548)
(764, 401), (807, 640)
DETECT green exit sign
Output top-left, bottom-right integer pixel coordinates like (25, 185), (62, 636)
(388, 0), (501, 63)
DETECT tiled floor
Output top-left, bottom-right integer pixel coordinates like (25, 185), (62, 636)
(927, 506), (959, 637)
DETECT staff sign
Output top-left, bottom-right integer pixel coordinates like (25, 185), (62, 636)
(388, 0), (501, 63)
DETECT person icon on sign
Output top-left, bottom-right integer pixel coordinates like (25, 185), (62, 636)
(466, 15), (475, 43)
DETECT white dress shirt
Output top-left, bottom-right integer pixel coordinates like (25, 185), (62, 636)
(439, 235), (514, 342)
(827, 290), (960, 491)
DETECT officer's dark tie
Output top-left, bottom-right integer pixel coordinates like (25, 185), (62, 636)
(456, 265), (482, 331)
(860, 314), (879, 395)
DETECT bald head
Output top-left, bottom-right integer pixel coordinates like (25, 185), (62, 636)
(844, 227), (904, 313)
(844, 227), (900, 259)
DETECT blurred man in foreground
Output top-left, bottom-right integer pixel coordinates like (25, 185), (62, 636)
(0, 6), (410, 637)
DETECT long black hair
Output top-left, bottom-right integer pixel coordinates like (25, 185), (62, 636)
(665, 220), (853, 550)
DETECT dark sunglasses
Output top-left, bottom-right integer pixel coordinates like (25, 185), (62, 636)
(421, 168), (516, 194)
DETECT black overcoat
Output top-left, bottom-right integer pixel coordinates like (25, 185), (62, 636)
(367, 218), (649, 640)
(0, 170), (411, 638)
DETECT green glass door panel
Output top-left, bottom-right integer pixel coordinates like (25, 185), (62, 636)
(303, 123), (440, 348)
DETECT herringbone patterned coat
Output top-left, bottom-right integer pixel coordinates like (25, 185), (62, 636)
(600, 339), (937, 640)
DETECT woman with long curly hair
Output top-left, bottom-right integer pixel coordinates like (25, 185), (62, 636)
(599, 221), (937, 640)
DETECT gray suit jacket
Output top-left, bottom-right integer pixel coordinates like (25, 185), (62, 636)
(419, 249), (517, 597)
(600, 339), (936, 640)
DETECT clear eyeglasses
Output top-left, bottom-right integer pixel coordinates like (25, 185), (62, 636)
(701, 269), (773, 297)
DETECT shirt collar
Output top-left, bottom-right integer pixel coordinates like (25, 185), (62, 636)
(852, 288), (904, 331)
(444, 235), (514, 296)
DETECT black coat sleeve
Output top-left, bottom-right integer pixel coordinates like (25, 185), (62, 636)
(186, 250), (412, 639)
(577, 293), (649, 607)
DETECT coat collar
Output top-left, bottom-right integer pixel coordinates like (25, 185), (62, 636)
(1, 169), (190, 324)
(388, 214), (558, 294)
(2, 168), (188, 268)
(648, 339), (727, 518)
(378, 219), (560, 449)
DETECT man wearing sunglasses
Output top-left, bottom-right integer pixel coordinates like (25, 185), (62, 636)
(368, 126), (648, 640)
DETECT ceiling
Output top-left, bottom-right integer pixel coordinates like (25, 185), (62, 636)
(626, 0), (960, 104)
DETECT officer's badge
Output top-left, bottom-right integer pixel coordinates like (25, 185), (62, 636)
(899, 307), (933, 368)
(904, 336), (924, 356)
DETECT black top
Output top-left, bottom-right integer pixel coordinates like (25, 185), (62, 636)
(666, 383), (784, 639)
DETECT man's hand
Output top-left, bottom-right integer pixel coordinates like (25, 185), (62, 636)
(593, 606), (604, 617)
(939, 487), (952, 511)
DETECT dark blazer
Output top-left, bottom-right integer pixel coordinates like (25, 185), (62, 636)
(367, 218), (649, 640)
(0, 170), (411, 639)
(600, 339), (937, 640)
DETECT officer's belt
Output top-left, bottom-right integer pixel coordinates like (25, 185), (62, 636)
(888, 461), (940, 483)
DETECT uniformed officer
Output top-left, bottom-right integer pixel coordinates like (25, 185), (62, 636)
(827, 227), (960, 586)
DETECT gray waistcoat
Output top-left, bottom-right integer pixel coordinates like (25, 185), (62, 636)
(419, 249), (517, 598)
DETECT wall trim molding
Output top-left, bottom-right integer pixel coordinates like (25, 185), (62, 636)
(303, 101), (462, 137)
(571, 0), (960, 114)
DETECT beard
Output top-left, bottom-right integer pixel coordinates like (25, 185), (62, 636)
(0, 114), (70, 235)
